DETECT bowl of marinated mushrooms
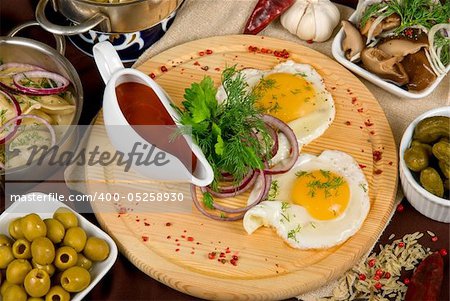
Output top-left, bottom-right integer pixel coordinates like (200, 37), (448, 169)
(332, 0), (450, 99)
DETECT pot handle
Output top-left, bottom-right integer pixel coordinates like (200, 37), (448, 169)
(8, 21), (66, 55)
(93, 41), (124, 84)
(36, 0), (111, 36)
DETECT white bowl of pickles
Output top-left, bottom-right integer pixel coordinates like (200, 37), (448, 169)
(399, 106), (450, 223)
(0, 192), (118, 301)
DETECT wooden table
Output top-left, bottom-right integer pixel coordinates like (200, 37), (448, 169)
(1, 1), (448, 300)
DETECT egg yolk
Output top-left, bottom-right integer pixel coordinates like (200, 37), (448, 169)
(291, 170), (350, 220)
(254, 73), (316, 123)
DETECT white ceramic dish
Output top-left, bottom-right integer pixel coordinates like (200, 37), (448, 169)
(399, 106), (450, 223)
(0, 192), (118, 300)
(332, 11), (448, 99)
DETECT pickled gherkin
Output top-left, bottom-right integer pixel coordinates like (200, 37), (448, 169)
(413, 116), (450, 143)
(420, 167), (444, 198)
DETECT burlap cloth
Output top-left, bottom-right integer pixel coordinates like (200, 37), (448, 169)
(66, 0), (449, 299)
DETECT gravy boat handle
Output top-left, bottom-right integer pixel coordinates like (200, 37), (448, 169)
(93, 41), (124, 84)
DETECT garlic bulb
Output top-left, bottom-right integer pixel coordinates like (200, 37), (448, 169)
(280, 0), (340, 42)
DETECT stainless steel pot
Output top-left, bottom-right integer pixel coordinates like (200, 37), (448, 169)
(36, 0), (183, 35)
(0, 22), (83, 185)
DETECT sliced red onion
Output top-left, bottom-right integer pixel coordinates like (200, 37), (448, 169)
(13, 70), (70, 95)
(220, 171), (234, 181)
(190, 185), (246, 221)
(265, 122), (279, 158)
(207, 169), (256, 196)
(261, 114), (299, 175)
(0, 89), (22, 144)
(0, 114), (56, 147)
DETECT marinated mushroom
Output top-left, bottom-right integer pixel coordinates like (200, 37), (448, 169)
(360, 13), (401, 38)
(402, 49), (437, 91)
(341, 20), (365, 61)
(378, 38), (428, 57)
(361, 47), (409, 85)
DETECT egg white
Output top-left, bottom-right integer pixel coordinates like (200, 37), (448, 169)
(216, 60), (335, 146)
(243, 150), (370, 249)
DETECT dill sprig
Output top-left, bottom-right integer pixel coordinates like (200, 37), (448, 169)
(175, 67), (273, 189)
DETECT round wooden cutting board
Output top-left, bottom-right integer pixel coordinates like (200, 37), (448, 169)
(85, 35), (398, 300)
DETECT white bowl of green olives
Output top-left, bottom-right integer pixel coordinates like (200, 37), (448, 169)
(400, 106), (450, 223)
(0, 192), (118, 301)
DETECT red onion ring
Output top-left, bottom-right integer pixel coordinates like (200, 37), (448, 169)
(207, 169), (256, 196)
(265, 123), (279, 158)
(190, 185), (246, 221)
(0, 114), (57, 147)
(0, 89), (22, 144)
(13, 70), (70, 95)
(261, 114), (299, 175)
(220, 171), (234, 181)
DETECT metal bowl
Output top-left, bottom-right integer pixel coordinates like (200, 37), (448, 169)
(0, 22), (83, 184)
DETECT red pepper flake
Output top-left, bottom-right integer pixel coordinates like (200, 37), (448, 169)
(359, 274), (366, 281)
(403, 278), (410, 285)
(345, 121), (352, 126)
(307, 39), (314, 44)
(135, 219), (140, 222)
(357, 108), (364, 113)
(432, 236), (438, 242)
(201, 66), (209, 71)
(396, 204), (404, 213)
(248, 46), (258, 52)
(232, 255), (239, 261)
(267, 49), (273, 54)
(374, 282), (382, 290)
(219, 252), (226, 258)
(196, 242), (200, 245)
(370, 130), (376, 135)
(368, 258), (376, 267)
(181, 235), (186, 239)
(225, 247), (231, 253)
(388, 161), (393, 166)
(274, 50), (280, 57)
(166, 235), (171, 239)
(351, 97), (357, 104)
(230, 259), (238, 266)
(384, 272), (391, 279)
(149, 73), (156, 79)
(175, 239), (179, 242)
(165, 222), (172, 226)
(160, 66), (168, 72)
(175, 248), (180, 252)
(199, 51), (205, 56)
(214, 67), (221, 72)
(373, 275), (381, 281)
(142, 236), (149, 242)
(221, 259), (227, 264)
(144, 222), (150, 226)
(365, 120), (374, 127)
(398, 242), (405, 248)
(208, 252), (216, 259)
(206, 49), (213, 55)
(374, 169), (383, 175)
(187, 237), (194, 242)
(261, 48), (268, 53)
(176, 243), (180, 246)
(191, 251), (195, 255)
(359, 164), (367, 169)
(193, 61), (200, 66)
(373, 150), (382, 162)
(440, 248), (448, 256)
(347, 88), (351, 93)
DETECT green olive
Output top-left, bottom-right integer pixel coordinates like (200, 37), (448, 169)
(0, 280), (14, 296)
(31, 237), (55, 266)
(54, 246), (78, 271)
(432, 140), (450, 163)
(20, 214), (47, 242)
(76, 253), (92, 270)
(63, 227), (87, 253)
(32, 260), (56, 278)
(9, 218), (24, 240)
(60, 266), (91, 293)
(43, 218), (65, 244)
(404, 145), (429, 172)
(413, 116), (450, 143)
(6, 259), (32, 284)
(44, 285), (70, 301)
(420, 167), (444, 198)
(83, 237), (110, 262)
(0, 234), (13, 247)
(3, 284), (27, 301)
(24, 269), (51, 297)
(12, 238), (32, 259)
(0, 245), (15, 269)
(53, 208), (78, 229)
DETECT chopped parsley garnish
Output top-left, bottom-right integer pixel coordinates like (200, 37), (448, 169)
(359, 183), (368, 193)
(295, 171), (308, 178)
(267, 180), (279, 201)
(287, 225), (302, 243)
(280, 201), (291, 223)
(202, 191), (214, 209)
(306, 173), (345, 198)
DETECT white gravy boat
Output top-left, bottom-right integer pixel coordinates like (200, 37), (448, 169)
(93, 41), (214, 187)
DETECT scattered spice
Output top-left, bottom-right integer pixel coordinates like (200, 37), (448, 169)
(206, 49), (213, 55)
(374, 169), (383, 175)
(193, 61), (200, 66)
(388, 161), (393, 166)
(165, 222), (172, 226)
(373, 150), (382, 162)
(175, 248), (180, 252)
(201, 66), (209, 71)
(142, 236), (149, 242)
(345, 121), (352, 126)
(357, 108), (364, 113)
(199, 51), (205, 56)
(208, 252), (216, 259)
(166, 235), (171, 239)
(397, 203), (405, 213)
(214, 67), (221, 72)
(359, 164), (367, 169)
(149, 73), (156, 79)
(187, 237), (194, 242)
(160, 66), (168, 72)
(351, 97), (357, 104)
(364, 120), (374, 127)
(144, 222), (150, 226)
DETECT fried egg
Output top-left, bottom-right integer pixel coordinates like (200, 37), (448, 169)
(216, 60), (335, 145)
(243, 150), (370, 249)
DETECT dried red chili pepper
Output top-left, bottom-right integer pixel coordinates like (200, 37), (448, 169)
(405, 252), (444, 301)
(243, 0), (295, 35)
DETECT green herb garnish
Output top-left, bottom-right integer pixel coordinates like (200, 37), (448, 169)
(202, 191), (214, 210)
(267, 180), (279, 201)
(307, 173), (344, 199)
(287, 225), (302, 243)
